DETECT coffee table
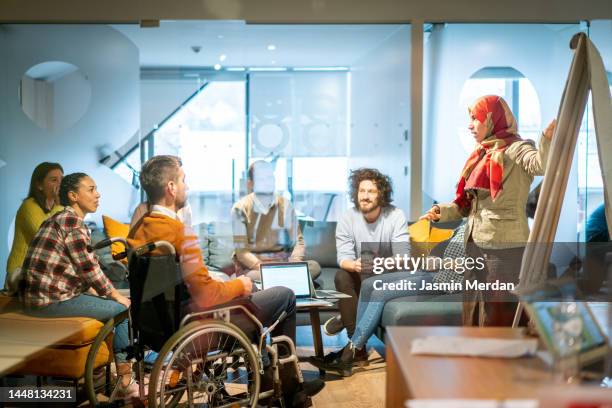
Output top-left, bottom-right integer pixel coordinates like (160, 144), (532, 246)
(297, 301), (334, 375)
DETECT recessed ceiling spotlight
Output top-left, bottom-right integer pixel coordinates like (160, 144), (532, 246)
(267, 44), (276, 51)
(217, 34), (224, 39)
(214, 64), (222, 70)
(219, 54), (227, 62)
(271, 60), (276, 65)
(191, 45), (202, 53)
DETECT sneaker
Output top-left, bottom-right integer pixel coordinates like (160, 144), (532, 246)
(309, 344), (368, 366)
(323, 314), (344, 336)
(308, 343), (355, 377)
(353, 346), (369, 365)
(309, 348), (342, 365)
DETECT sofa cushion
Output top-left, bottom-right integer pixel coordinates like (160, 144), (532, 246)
(380, 294), (463, 327)
(10, 340), (111, 378)
(316, 267), (338, 290)
(303, 221), (338, 268)
(0, 312), (105, 346)
(0, 310), (112, 378)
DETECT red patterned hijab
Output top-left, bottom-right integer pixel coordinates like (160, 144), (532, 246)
(453, 95), (523, 211)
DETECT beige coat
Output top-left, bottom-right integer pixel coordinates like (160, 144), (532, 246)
(437, 136), (551, 249)
(231, 193), (305, 269)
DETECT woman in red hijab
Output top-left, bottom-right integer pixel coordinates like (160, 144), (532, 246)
(422, 95), (555, 326)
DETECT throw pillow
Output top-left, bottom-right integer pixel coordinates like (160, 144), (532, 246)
(408, 219), (454, 257)
(102, 215), (130, 263)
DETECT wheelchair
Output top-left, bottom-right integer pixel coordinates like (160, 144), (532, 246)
(90, 236), (306, 408)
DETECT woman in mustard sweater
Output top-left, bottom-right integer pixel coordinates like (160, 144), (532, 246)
(5, 162), (64, 292)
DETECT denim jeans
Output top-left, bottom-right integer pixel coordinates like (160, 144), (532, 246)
(351, 271), (437, 348)
(26, 294), (129, 362)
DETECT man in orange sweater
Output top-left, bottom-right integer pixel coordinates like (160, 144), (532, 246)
(128, 155), (323, 407)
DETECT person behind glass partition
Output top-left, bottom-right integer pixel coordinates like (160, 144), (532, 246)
(231, 160), (321, 281)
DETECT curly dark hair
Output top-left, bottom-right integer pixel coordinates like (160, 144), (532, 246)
(349, 168), (393, 208)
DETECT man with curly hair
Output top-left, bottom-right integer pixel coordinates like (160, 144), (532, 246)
(321, 168), (409, 362)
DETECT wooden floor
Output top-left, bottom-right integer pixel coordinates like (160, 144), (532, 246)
(296, 325), (387, 408)
(98, 325), (388, 408)
(301, 353), (386, 408)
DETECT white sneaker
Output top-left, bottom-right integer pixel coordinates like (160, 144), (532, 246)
(323, 314), (344, 336)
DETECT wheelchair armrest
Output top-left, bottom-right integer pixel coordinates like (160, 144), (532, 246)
(200, 296), (261, 316)
(180, 296), (263, 330)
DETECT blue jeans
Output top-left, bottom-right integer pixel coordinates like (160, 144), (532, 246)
(351, 271), (438, 348)
(26, 294), (129, 362)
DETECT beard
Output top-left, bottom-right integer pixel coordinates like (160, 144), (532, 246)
(359, 199), (380, 214)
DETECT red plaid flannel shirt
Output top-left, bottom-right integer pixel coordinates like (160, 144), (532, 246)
(22, 207), (114, 308)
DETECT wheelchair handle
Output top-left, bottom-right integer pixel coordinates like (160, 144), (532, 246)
(88, 237), (129, 252)
(134, 240), (176, 256)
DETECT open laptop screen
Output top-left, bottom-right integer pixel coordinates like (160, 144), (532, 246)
(260, 263), (310, 297)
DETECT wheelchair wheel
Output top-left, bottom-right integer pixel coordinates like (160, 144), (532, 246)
(85, 318), (119, 406)
(149, 320), (260, 408)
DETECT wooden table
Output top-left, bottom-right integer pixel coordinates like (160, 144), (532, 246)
(385, 326), (552, 407)
(297, 302), (334, 375)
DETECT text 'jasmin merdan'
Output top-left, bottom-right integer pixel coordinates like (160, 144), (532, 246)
(372, 255), (486, 274)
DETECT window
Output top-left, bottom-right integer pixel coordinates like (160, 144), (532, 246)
(457, 67), (541, 153)
(248, 71), (350, 221)
(151, 80), (246, 223)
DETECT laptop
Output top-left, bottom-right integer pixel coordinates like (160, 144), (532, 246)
(260, 262), (348, 306)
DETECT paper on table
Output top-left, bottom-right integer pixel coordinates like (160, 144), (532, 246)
(411, 336), (538, 358)
(406, 399), (538, 408)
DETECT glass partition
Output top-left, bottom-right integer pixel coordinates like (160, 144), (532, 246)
(423, 23), (583, 242)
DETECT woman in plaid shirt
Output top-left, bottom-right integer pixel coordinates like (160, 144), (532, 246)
(22, 172), (137, 399)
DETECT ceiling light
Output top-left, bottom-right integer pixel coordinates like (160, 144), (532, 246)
(217, 34), (224, 39)
(214, 64), (222, 70)
(226, 67), (246, 71)
(267, 44), (276, 51)
(219, 54), (227, 62)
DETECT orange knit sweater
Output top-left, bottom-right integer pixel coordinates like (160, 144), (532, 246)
(128, 213), (244, 309)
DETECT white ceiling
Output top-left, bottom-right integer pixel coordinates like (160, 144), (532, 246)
(111, 20), (611, 72)
(111, 21), (406, 68)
